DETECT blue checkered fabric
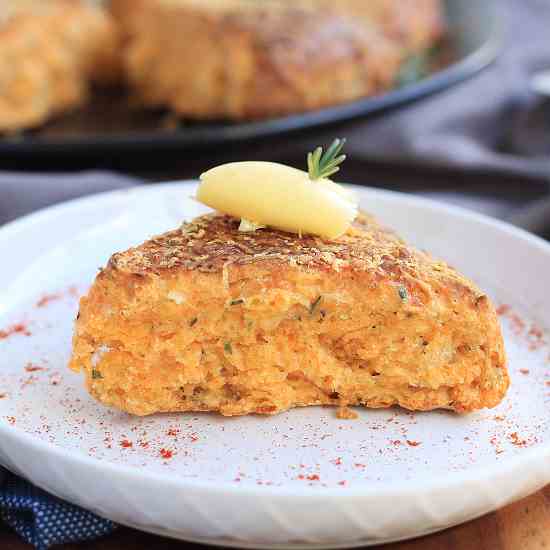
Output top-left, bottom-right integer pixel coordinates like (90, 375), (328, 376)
(0, 469), (116, 549)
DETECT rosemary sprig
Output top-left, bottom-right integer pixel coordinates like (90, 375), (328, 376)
(307, 138), (347, 180)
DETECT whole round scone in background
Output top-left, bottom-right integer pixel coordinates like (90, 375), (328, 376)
(111, 0), (445, 120)
(0, 0), (121, 133)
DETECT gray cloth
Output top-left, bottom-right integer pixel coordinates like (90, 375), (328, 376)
(0, 171), (137, 226)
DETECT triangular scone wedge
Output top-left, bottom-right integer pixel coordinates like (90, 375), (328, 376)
(69, 213), (509, 416)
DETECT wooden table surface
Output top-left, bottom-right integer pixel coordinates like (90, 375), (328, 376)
(1, 484), (549, 550)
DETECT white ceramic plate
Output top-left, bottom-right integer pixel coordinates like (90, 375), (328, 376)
(0, 183), (549, 549)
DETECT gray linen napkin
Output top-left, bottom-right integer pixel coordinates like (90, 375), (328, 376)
(0, 171), (138, 226)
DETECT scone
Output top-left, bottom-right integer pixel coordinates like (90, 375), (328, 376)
(0, 0), (120, 133)
(111, 0), (405, 119)
(111, 0), (444, 120)
(69, 212), (508, 417)
(315, 0), (445, 53)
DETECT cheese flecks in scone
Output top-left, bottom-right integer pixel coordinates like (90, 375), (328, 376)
(69, 212), (508, 417)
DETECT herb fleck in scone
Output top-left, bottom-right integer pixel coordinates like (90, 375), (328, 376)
(69, 213), (508, 416)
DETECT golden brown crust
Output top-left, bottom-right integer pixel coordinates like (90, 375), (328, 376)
(111, 0), (445, 120)
(314, 0), (446, 52)
(111, 0), (404, 119)
(110, 213), (479, 297)
(70, 212), (509, 417)
(0, 0), (121, 133)
(110, 213), (403, 273)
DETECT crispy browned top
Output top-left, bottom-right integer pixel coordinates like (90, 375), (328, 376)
(108, 213), (480, 301)
(111, 213), (388, 272)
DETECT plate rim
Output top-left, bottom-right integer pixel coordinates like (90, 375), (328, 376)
(1, 181), (549, 500)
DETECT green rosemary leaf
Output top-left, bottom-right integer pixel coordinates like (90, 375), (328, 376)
(307, 138), (347, 180)
(91, 369), (103, 380)
(398, 286), (408, 301)
(324, 138), (345, 162)
(224, 341), (233, 354)
(189, 317), (198, 327)
(318, 165), (340, 180)
(230, 298), (245, 306)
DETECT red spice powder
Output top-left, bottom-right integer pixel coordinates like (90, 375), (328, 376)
(406, 440), (421, 447)
(331, 457), (342, 466)
(529, 326), (544, 339)
(190, 433), (199, 442)
(527, 325), (547, 351)
(545, 381), (550, 387)
(488, 436), (504, 454)
(0, 323), (31, 340)
(25, 363), (45, 373)
(120, 439), (133, 448)
(0, 394), (6, 399)
(509, 314), (526, 335)
(497, 304), (549, 351)
(36, 293), (62, 308)
(338, 480), (347, 486)
(391, 440), (402, 447)
(139, 440), (149, 449)
(496, 304), (511, 316)
(166, 428), (179, 437)
(160, 448), (173, 459)
(354, 463), (366, 469)
(519, 368), (530, 375)
(306, 474), (320, 481)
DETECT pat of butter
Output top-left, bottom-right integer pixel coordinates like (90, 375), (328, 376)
(197, 161), (358, 239)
